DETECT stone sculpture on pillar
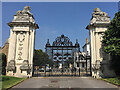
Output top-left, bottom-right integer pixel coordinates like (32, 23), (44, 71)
(86, 8), (115, 78)
(6, 6), (39, 77)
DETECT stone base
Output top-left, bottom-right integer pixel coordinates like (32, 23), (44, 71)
(92, 60), (116, 78)
(92, 70), (102, 78)
(6, 65), (33, 78)
(6, 71), (32, 78)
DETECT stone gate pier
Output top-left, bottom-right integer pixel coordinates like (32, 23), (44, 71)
(6, 6), (39, 77)
(86, 8), (116, 78)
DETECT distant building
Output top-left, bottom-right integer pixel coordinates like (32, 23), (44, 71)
(0, 38), (9, 62)
(74, 52), (86, 70)
(74, 38), (91, 71)
(82, 38), (90, 56)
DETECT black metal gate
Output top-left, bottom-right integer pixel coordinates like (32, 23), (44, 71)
(33, 67), (79, 77)
(33, 55), (91, 77)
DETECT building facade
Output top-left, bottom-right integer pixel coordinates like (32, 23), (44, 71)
(74, 52), (87, 70)
(82, 38), (90, 56)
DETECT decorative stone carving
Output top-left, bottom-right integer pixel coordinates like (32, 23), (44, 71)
(7, 60), (16, 71)
(13, 6), (34, 22)
(90, 8), (110, 25)
(18, 32), (25, 42)
(17, 32), (25, 60)
(20, 60), (30, 70)
(16, 10), (22, 15)
(14, 16), (30, 21)
(92, 60), (101, 70)
(7, 6), (39, 77)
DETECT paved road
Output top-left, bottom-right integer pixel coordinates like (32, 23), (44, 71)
(11, 77), (119, 89)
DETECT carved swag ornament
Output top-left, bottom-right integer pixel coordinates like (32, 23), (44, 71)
(7, 60), (16, 71)
(17, 32), (25, 60)
(20, 60), (30, 71)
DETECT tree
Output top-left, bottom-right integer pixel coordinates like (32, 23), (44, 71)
(33, 49), (53, 67)
(102, 11), (120, 75)
(0, 53), (7, 75)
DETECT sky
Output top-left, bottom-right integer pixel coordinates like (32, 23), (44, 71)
(2, 2), (118, 52)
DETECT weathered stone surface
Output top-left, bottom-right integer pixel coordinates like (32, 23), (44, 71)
(90, 8), (110, 25)
(86, 8), (116, 78)
(20, 60), (30, 70)
(6, 6), (39, 77)
(7, 60), (16, 71)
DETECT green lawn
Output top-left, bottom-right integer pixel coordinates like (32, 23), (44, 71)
(2, 75), (27, 89)
(102, 77), (120, 86)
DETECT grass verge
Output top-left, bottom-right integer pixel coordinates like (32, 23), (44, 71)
(102, 77), (120, 86)
(2, 75), (27, 89)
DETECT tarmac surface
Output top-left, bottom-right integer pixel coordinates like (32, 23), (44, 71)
(11, 77), (120, 90)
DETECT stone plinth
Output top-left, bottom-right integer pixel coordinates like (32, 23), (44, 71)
(6, 6), (39, 77)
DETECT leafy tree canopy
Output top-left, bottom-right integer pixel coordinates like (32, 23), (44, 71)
(33, 49), (53, 67)
(102, 11), (120, 55)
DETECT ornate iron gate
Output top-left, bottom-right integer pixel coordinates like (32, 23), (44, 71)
(33, 35), (92, 77)
(33, 55), (91, 77)
(33, 66), (80, 77)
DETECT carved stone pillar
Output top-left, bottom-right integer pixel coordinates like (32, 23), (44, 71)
(86, 8), (116, 78)
(7, 6), (39, 77)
